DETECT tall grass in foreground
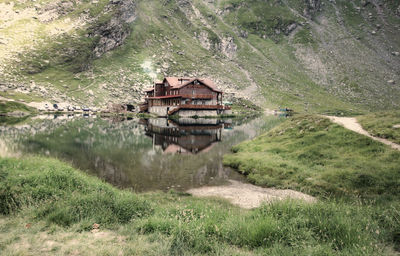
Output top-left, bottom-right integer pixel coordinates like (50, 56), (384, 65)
(1, 156), (399, 255)
(0, 157), (152, 229)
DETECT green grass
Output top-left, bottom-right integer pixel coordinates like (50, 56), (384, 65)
(230, 98), (263, 116)
(0, 101), (36, 115)
(0, 152), (400, 254)
(293, 27), (316, 46)
(358, 111), (400, 144)
(0, 157), (152, 227)
(224, 115), (400, 199)
(222, 0), (301, 42)
(0, 115), (31, 125)
(0, 91), (44, 103)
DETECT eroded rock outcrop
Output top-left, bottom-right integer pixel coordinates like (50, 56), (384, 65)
(92, 0), (137, 58)
(220, 36), (237, 59)
(197, 30), (237, 59)
(304, 0), (321, 18)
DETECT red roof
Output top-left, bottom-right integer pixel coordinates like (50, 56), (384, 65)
(147, 95), (182, 99)
(164, 77), (222, 93)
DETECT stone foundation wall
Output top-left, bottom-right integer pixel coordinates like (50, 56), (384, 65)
(149, 106), (169, 116)
(149, 106), (222, 117)
(223, 109), (232, 115)
(177, 109), (218, 117)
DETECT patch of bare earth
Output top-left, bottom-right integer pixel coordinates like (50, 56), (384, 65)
(325, 116), (400, 151)
(3, 230), (127, 256)
(187, 180), (316, 209)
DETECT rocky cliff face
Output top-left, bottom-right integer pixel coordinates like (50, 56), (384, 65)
(304, 0), (321, 18)
(92, 0), (137, 58)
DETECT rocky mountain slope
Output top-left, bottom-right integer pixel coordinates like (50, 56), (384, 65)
(0, 0), (399, 113)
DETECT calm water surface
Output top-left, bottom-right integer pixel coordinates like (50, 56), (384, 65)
(0, 114), (281, 192)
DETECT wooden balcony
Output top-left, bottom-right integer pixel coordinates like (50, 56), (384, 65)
(179, 94), (214, 99)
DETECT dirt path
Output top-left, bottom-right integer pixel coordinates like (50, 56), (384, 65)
(325, 116), (400, 151)
(0, 96), (14, 102)
(187, 180), (315, 209)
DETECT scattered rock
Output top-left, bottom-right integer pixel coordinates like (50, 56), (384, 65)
(220, 36), (237, 59)
(197, 30), (212, 50)
(238, 30), (248, 38)
(361, 0), (371, 7)
(285, 23), (297, 35)
(304, 0), (321, 18)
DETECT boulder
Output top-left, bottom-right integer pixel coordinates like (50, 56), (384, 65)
(285, 23), (298, 35)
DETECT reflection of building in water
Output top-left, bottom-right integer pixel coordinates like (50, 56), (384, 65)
(142, 118), (225, 154)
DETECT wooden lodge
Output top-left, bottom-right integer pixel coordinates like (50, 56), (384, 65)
(140, 77), (231, 117)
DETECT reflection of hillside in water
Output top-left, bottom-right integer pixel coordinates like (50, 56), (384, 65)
(142, 118), (230, 154)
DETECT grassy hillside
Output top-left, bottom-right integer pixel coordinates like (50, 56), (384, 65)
(357, 110), (400, 144)
(0, 0), (399, 113)
(1, 156), (400, 255)
(224, 115), (400, 199)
